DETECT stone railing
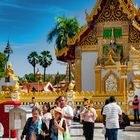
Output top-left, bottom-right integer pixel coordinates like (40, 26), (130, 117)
(0, 90), (129, 110)
(0, 90), (132, 122)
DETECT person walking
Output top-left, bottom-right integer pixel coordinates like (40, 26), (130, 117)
(133, 95), (139, 124)
(42, 103), (52, 129)
(49, 107), (66, 140)
(59, 96), (74, 129)
(101, 98), (110, 140)
(21, 107), (49, 140)
(103, 96), (122, 140)
(80, 100), (97, 140)
(29, 97), (40, 108)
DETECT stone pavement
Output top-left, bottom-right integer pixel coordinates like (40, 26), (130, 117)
(71, 122), (140, 140)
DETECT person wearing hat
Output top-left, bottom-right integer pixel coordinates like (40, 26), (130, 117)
(49, 107), (66, 140)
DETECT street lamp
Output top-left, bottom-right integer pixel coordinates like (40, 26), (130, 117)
(4, 40), (13, 72)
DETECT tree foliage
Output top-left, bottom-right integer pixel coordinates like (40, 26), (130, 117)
(27, 51), (39, 81)
(47, 17), (80, 50)
(0, 52), (7, 79)
(38, 51), (53, 82)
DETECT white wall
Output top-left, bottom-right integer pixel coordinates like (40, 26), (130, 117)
(81, 52), (98, 91)
(0, 77), (16, 91)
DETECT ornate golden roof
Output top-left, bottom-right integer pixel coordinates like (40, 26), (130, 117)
(106, 55), (116, 65)
(132, 20), (140, 31)
(67, 0), (139, 46)
(54, 46), (69, 57)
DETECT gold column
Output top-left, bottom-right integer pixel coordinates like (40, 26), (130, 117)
(95, 69), (101, 93)
(121, 75), (127, 112)
(74, 59), (81, 91)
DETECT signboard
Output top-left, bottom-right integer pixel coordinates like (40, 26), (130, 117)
(4, 105), (14, 112)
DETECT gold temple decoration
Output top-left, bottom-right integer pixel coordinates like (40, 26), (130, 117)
(54, 46), (69, 57)
(106, 55), (116, 65)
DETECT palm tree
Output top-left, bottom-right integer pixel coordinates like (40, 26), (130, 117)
(38, 51), (53, 82)
(47, 17), (80, 50)
(27, 51), (39, 81)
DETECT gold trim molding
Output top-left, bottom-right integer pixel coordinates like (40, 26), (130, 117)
(81, 45), (99, 52)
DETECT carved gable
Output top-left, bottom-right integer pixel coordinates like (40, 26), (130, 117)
(78, 28), (97, 46)
(94, 0), (128, 23)
(129, 25), (140, 43)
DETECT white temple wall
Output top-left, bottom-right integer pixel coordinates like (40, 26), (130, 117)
(81, 52), (98, 91)
(0, 77), (16, 91)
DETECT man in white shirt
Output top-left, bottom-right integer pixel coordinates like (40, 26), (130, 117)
(59, 96), (74, 128)
(29, 97), (40, 108)
(103, 96), (122, 140)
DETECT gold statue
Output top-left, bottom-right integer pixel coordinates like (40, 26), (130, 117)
(7, 64), (14, 77)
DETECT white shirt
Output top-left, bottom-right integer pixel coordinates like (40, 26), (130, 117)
(103, 102), (122, 129)
(42, 112), (52, 128)
(62, 105), (73, 126)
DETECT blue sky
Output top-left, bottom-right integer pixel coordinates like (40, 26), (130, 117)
(0, 0), (139, 77)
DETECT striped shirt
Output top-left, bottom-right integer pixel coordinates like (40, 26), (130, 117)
(103, 102), (122, 129)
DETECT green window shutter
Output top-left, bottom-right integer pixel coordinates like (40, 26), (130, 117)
(103, 29), (112, 39)
(114, 28), (122, 38)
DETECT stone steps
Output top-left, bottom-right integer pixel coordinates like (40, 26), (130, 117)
(125, 124), (140, 131)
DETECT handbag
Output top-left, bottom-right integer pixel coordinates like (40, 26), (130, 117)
(63, 119), (71, 140)
(59, 118), (71, 140)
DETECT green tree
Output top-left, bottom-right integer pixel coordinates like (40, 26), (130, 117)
(47, 17), (80, 50)
(38, 51), (53, 82)
(27, 52), (39, 81)
(24, 73), (35, 83)
(0, 52), (7, 79)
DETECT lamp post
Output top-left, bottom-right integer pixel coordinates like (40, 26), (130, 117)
(4, 40), (13, 72)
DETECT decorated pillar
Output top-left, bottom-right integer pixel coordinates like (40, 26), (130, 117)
(74, 59), (81, 91)
(95, 68), (101, 93)
(66, 83), (75, 107)
(120, 74), (127, 112)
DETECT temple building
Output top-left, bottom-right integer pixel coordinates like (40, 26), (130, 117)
(55, 0), (140, 92)
(55, 0), (140, 113)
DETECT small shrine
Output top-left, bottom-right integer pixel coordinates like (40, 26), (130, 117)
(0, 64), (20, 101)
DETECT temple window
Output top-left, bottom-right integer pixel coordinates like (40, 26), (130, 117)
(103, 28), (112, 39)
(105, 74), (117, 92)
(103, 28), (122, 39)
(114, 28), (122, 38)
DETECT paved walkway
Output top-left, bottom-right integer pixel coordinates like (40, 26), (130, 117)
(71, 122), (140, 140)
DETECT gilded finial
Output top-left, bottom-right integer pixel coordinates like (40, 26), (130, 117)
(68, 82), (74, 91)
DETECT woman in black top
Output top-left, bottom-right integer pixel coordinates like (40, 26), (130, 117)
(21, 107), (50, 140)
(49, 107), (66, 140)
